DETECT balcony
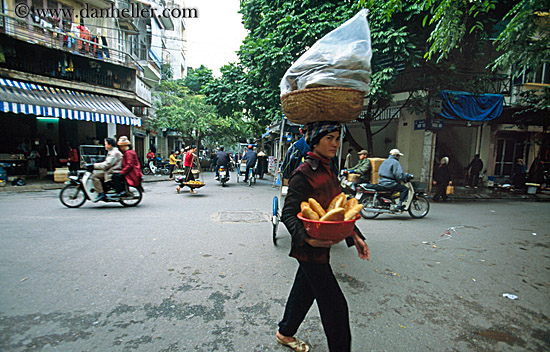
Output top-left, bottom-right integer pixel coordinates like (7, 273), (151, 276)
(392, 68), (510, 96)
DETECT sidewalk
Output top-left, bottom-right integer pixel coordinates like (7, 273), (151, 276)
(0, 174), (171, 193)
(1, 175), (550, 201)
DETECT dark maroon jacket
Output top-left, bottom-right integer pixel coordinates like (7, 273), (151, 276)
(282, 152), (363, 264)
(121, 149), (142, 187)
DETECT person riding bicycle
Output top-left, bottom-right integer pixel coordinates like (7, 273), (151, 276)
(215, 146), (231, 180)
(377, 149), (411, 211)
(242, 145), (257, 182)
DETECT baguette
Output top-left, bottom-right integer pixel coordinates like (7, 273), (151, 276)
(308, 198), (326, 217)
(328, 193), (346, 211)
(300, 201), (309, 212)
(344, 204), (363, 221)
(320, 208), (345, 222)
(344, 197), (358, 212)
(302, 206), (320, 220)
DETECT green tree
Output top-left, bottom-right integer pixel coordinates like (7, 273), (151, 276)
(184, 65), (214, 95)
(153, 80), (217, 148)
(205, 1), (357, 129)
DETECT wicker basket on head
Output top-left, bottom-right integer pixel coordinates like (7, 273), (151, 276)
(281, 87), (365, 124)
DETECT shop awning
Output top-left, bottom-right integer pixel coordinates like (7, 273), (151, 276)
(0, 78), (141, 126)
(438, 90), (503, 122)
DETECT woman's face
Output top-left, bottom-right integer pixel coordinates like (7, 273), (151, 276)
(313, 131), (340, 159)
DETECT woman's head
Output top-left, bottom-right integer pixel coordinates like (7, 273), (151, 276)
(117, 136), (132, 151)
(304, 121), (341, 147)
(304, 121), (341, 159)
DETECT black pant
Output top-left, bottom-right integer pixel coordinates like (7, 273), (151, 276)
(279, 261), (351, 352)
(244, 164), (254, 181)
(111, 173), (126, 194)
(385, 183), (408, 203)
(433, 182), (447, 201)
(469, 170), (481, 186)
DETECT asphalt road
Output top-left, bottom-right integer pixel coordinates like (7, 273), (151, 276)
(0, 172), (549, 351)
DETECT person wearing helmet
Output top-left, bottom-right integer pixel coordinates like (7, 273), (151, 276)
(215, 146), (231, 180)
(242, 145), (258, 182)
(377, 149), (411, 211)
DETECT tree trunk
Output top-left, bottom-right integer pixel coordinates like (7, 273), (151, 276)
(343, 127), (364, 152)
(364, 119), (374, 154)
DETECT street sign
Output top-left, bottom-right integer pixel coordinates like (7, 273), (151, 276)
(414, 119), (427, 130)
(430, 119), (444, 130)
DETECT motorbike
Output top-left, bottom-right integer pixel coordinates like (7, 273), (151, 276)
(346, 175), (430, 219)
(142, 160), (170, 176)
(217, 165), (230, 187)
(59, 166), (143, 208)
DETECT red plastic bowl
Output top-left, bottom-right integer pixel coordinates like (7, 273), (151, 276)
(297, 212), (360, 241)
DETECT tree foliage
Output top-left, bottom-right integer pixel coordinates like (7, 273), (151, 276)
(184, 65), (214, 95)
(205, 1), (357, 128)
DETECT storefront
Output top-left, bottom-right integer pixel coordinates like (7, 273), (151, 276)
(0, 78), (141, 176)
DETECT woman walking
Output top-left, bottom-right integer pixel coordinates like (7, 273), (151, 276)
(276, 121), (370, 352)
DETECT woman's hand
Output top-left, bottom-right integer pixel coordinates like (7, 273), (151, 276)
(353, 233), (370, 261)
(305, 238), (339, 248)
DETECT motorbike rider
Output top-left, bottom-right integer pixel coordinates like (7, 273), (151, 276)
(346, 149), (372, 184)
(215, 146), (231, 180)
(377, 149), (411, 211)
(242, 144), (258, 182)
(92, 137), (123, 202)
(116, 136), (142, 196)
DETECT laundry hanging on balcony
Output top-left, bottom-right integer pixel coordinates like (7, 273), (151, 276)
(0, 78), (141, 126)
(438, 90), (504, 121)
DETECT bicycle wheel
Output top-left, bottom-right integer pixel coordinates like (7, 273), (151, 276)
(408, 195), (430, 218)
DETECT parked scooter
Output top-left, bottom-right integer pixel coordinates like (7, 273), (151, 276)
(351, 175), (430, 219)
(142, 161), (170, 176)
(59, 166), (143, 208)
(217, 165), (230, 187)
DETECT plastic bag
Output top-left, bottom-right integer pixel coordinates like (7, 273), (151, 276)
(446, 185), (454, 195)
(280, 9), (372, 96)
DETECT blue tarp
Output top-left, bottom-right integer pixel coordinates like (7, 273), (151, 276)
(438, 90), (504, 121)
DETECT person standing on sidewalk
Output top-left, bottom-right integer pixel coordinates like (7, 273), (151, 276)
(432, 156), (452, 202)
(276, 121), (370, 352)
(168, 150), (178, 180)
(467, 154), (483, 188)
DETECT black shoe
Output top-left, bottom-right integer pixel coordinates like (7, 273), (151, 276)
(395, 204), (404, 211)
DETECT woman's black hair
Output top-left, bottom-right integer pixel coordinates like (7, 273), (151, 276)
(310, 129), (340, 148)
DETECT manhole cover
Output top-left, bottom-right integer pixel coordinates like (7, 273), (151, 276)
(213, 211), (271, 223)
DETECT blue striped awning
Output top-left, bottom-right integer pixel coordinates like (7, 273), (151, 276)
(0, 78), (141, 127)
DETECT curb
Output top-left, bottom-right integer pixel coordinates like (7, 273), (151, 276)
(0, 176), (172, 193)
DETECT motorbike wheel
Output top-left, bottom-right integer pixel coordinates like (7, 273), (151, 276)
(142, 167), (152, 175)
(408, 195), (430, 218)
(161, 167), (171, 176)
(359, 195), (381, 219)
(119, 186), (143, 207)
(59, 184), (86, 208)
